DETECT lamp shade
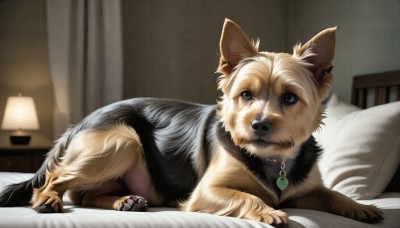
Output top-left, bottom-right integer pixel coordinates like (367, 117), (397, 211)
(1, 96), (39, 130)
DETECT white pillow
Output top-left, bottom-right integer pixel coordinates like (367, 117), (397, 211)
(315, 94), (400, 200)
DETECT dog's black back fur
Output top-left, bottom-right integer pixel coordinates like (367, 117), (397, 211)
(56, 98), (218, 202)
(119, 99), (217, 201)
(0, 98), (217, 205)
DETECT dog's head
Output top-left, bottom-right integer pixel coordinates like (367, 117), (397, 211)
(217, 19), (336, 159)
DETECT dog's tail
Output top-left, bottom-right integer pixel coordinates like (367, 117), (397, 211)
(0, 126), (77, 207)
(0, 132), (71, 207)
(0, 162), (47, 207)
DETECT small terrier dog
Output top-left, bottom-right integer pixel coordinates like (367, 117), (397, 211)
(0, 19), (383, 226)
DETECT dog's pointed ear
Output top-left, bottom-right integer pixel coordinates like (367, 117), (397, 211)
(294, 27), (336, 97)
(218, 19), (258, 75)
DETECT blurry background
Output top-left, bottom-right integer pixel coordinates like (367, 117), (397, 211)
(0, 0), (399, 146)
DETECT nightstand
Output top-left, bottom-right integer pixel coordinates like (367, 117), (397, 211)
(0, 146), (50, 173)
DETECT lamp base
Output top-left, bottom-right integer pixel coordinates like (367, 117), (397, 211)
(10, 131), (31, 145)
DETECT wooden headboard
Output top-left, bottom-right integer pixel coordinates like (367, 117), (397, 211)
(351, 70), (400, 108)
(351, 70), (400, 192)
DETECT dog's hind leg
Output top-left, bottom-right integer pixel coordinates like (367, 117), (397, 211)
(31, 171), (68, 213)
(70, 179), (149, 211)
(81, 190), (148, 211)
(32, 124), (147, 213)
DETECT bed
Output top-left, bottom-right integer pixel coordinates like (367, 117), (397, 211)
(1, 70), (399, 228)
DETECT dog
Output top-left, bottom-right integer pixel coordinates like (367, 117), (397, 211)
(0, 19), (383, 226)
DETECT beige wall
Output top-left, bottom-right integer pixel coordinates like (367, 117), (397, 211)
(0, 0), (53, 146)
(121, 0), (287, 104)
(286, 0), (400, 102)
(122, 0), (400, 103)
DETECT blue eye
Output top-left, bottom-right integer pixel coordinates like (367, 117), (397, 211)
(240, 91), (253, 101)
(282, 93), (298, 105)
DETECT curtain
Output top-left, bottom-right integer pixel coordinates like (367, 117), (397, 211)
(47, 0), (123, 139)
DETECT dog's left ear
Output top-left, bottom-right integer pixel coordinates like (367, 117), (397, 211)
(218, 19), (259, 75)
(294, 27), (336, 98)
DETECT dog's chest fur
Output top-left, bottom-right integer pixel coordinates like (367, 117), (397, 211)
(215, 124), (322, 197)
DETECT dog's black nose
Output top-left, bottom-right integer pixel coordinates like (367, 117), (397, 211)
(251, 119), (272, 136)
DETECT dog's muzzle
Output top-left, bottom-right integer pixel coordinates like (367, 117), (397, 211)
(251, 119), (272, 137)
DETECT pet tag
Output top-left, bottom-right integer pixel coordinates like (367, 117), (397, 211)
(276, 177), (288, 191)
(277, 160), (288, 190)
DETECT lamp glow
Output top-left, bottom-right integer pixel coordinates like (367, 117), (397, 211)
(1, 96), (40, 144)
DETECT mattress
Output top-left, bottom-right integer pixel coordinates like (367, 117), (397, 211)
(1, 172), (399, 228)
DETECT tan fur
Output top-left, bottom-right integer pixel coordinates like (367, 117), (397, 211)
(217, 55), (322, 158)
(180, 144), (289, 223)
(32, 124), (162, 212)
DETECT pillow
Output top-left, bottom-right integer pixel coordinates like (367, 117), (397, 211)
(315, 94), (400, 200)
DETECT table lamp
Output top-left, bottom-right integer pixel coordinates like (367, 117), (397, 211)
(1, 95), (40, 145)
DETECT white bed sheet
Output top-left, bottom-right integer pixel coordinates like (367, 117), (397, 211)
(1, 172), (399, 228)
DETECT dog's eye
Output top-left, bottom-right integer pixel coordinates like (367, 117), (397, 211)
(282, 93), (298, 105)
(240, 91), (253, 101)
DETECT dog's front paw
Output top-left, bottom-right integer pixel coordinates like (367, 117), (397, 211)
(349, 204), (384, 224)
(116, 195), (148, 212)
(246, 209), (288, 227)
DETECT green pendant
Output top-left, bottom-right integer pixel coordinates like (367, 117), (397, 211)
(276, 177), (289, 191)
